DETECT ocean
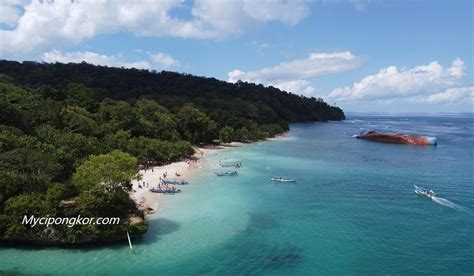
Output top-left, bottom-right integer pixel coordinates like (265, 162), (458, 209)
(1, 114), (473, 275)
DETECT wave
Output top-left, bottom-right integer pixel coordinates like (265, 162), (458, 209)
(431, 196), (468, 212)
(344, 119), (365, 124)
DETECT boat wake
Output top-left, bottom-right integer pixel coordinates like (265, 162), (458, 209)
(431, 196), (467, 212)
(415, 185), (469, 212)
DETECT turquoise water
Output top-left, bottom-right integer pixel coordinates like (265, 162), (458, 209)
(1, 114), (473, 275)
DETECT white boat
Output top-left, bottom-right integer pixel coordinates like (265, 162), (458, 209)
(215, 171), (238, 176)
(219, 161), (241, 168)
(271, 177), (296, 183)
(149, 187), (181, 193)
(161, 178), (188, 185)
(414, 185), (435, 198)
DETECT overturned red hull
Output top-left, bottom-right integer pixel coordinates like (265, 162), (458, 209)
(356, 130), (437, 146)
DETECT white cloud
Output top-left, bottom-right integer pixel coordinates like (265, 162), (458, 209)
(328, 58), (468, 102)
(227, 51), (360, 97)
(150, 53), (179, 68)
(228, 51), (361, 83)
(271, 80), (316, 97)
(447, 57), (466, 78)
(414, 87), (474, 104)
(0, 0), (310, 56)
(42, 50), (179, 70)
(0, 0), (27, 26)
(191, 0), (310, 36)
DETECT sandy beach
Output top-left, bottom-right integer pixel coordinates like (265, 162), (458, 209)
(130, 136), (286, 214)
(130, 145), (233, 213)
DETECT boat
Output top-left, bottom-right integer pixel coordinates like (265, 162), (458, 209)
(219, 161), (242, 168)
(161, 178), (188, 185)
(149, 187), (181, 193)
(271, 177), (296, 183)
(215, 171), (238, 176)
(414, 185), (436, 198)
(356, 130), (437, 146)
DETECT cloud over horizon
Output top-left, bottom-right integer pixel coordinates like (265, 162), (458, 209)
(328, 58), (468, 102)
(42, 50), (178, 70)
(228, 51), (361, 97)
(0, 0), (311, 57)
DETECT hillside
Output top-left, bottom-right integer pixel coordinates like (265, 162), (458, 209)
(0, 60), (344, 245)
(0, 60), (345, 124)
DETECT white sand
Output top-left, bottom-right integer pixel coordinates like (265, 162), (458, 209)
(130, 136), (287, 214)
(129, 146), (224, 213)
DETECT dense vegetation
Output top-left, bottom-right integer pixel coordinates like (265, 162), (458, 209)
(0, 60), (344, 245)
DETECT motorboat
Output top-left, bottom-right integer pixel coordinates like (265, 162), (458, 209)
(414, 185), (436, 198)
(219, 161), (242, 168)
(215, 171), (238, 176)
(149, 187), (181, 193)
(271, 177), (296, 183)
(161, 178), (188, 185)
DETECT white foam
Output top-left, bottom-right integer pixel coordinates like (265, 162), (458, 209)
(431, 196), (468, 212)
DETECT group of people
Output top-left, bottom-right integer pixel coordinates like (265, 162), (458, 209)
(140, 164), (154, 173)
(138, 181), (149, 189)
(186, 159), (200, 165)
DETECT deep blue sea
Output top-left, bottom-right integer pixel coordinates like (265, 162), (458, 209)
(1, 114), (473, 275)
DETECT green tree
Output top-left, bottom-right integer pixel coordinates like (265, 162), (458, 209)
(234, 127), (250, 142)
(0, 148), (63, 194)
(66, 83), (95, 109)
(60, 106), (98, 135)
(97, 99), (139, 134)
(126, 137), (194, 164)
(104, 129), (132, 152)
(3, 193), (52, 240)
(259, 124), (284, 137)
(45, 182), (75, 207)
(76, 185), (136, 218)
(35, 124), (101, 177)
(177, 104), (217, 144)
(219, 126), (234, 144)
(72, 150), (140, 192)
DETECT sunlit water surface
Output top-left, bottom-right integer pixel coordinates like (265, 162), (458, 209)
(1, 114), (473, 275)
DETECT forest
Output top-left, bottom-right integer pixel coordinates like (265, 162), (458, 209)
(0, 60), (345, 245)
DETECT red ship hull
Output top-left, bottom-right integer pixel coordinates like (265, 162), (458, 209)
(356, 130), (437, 146)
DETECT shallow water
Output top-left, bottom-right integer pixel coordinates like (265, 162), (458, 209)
(1, 114), (473, 275)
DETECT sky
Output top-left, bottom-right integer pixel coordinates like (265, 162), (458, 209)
(0, 0), (472, 113)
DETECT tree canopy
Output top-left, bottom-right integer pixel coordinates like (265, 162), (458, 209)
(0, 60), (345, 245)
(73, 150), (140, 192)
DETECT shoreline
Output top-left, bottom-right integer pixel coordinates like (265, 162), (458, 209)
(130, 142), (243, 214)
(130, 134), (289, 215)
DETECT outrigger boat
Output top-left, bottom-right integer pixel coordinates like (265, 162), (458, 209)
(219, 161), (242, 168)
(161, 178), (188, 185)
(215, 171), (238, 176)
(149, 187), (181, 193)
(271, 177), (296, 183)
(414, 185), (436, 198)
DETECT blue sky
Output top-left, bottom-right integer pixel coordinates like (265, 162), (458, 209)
(0, 0), (472, 113)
